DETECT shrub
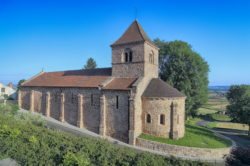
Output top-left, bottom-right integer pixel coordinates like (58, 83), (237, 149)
(0, 103), (18, 115)
(63, 151), (90, 166)
(225, 147), (250, 166)
(0, 104), (211, 166)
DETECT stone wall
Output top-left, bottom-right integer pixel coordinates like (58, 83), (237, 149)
(143, 42), (159, 78)
(33, 91), (45, 114)
(19, 87), (101, 134)
(112, 43), (145, 77)
(20, 89), (30, 111)
(129, 76), (152, 145)
(136, 138), (231, 160)
(142, 97), (185, 139)
(104, 90), (130, 142)
(19, 87), (132, 142)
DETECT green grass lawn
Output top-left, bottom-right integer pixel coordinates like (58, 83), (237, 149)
(140, 119), (232, 148)
(209, 113), (231, 122)
(207, 121), (249, 131)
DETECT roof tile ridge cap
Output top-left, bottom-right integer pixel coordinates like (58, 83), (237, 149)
(83, 67), (111, 70)
(136, 21), (159, 49)
(47, 67), (111, 73)
(99, 77), (114, 88)
(136, 21), (147, 41)
(21, 71), (45, 86)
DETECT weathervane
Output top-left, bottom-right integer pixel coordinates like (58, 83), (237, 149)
(134, 7), (138, 20)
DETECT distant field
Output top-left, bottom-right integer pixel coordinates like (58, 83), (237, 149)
(198, 91), (229, 115)
(197, 90), (250, 132)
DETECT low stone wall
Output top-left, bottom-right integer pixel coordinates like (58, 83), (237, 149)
(136, 138), (231, 160)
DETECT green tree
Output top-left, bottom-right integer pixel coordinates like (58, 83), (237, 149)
(226, 85), (250, 136)
(17, 79), (26, 91)
(83, 58), (97, 69)
(154, 39), (209, 117)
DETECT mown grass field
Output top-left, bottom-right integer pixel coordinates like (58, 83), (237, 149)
(140, 119), (232, 148)
(207, 122), (249, 131)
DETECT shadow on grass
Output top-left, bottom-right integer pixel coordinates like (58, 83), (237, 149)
(186, 124), (232, 146)
(186, 124), (214, 137)
(197, 114), (231, 123)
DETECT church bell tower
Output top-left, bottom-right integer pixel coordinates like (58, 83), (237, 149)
(111, 20), (159, 78)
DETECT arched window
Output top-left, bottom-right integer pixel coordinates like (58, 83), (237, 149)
(149, 50), (154, 64)
(124, 48), (132, 62)
(146, 114), (151, 123)
(160, 114), (165, 125)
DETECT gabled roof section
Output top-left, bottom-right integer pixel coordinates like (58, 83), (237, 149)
(21, 68), (112, 88)
(143, 78), (185, 98)
(111, 20), (157, 47)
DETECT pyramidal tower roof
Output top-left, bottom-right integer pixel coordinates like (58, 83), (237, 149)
(111, 20), (157, 47)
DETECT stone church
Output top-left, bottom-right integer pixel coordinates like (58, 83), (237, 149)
(19, 20), (186, 145)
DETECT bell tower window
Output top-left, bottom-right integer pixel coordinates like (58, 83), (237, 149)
(124, 48), (133, 62)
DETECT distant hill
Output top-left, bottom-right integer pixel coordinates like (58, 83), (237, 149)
(209, 86), (230, 93)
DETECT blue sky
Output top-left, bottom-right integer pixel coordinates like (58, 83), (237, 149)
(0, 0), (249, 86)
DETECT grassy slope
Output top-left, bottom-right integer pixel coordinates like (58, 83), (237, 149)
(140, 119), (232, 148)
(207, 122), (249, 131)
(0, 104), (210, 166)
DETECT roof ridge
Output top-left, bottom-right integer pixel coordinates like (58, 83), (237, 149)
(135, 20), (149, 42)
(45, 67), (112, 74)
(22, 71), (45, 86)
(135, 21), (145, 41)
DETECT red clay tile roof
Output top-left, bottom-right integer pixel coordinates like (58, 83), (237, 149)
(143, 78), (185, 98)
(22, 68), (112, 88)
(103, 78), (138, 90)
(111, 20), (157, 47)
(22, 68), (137, 90)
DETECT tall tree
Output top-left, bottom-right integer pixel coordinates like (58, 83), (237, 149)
(226, 85), (250, 136)
(17, 79), (26, 91)
(154, 39), (209, 117)
(84, 58), (97, 69)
